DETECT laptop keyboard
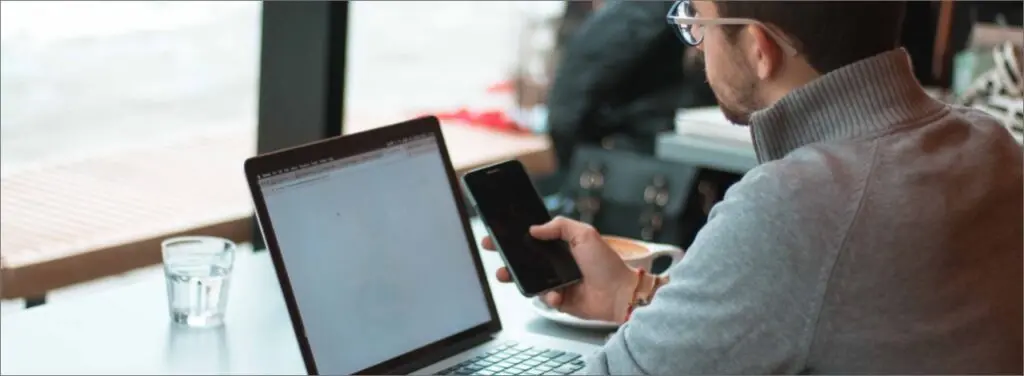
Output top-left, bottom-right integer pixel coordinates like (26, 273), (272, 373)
(437, 341), (586, 375)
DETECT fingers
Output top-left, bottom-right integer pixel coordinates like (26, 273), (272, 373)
(543, 290), (563, 308)
(495, 267), (511, 282)
(496, 268), (563, 313)
(529, 216), (598, 246)
(480, 236), (496, 251)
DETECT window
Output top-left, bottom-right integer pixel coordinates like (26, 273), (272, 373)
(0, 1), (262, 302)
(343, 1), (558, 133)
(1, 1), (261, 169)
(339, 1), (563, 192)
(0, 0), (565, 305)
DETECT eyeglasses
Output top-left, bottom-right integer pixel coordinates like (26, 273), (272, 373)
(666, 0), (798, 56)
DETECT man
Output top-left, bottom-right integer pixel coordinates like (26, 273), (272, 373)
(482, 1), (1023, 373)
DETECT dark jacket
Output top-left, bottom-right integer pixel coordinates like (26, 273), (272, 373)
(546, 0), (715, 171)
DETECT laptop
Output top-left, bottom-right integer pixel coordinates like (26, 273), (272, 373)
(243, 116), (599, 375)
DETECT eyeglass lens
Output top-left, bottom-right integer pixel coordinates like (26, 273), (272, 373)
(670, 0), (704, 46)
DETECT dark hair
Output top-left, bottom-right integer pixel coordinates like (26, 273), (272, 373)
(715, 1), (907, 74)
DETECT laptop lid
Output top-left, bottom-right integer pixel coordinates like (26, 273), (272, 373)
(244, 117), (502, 375)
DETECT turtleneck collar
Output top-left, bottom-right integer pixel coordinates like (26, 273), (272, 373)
(748, 48), (947, 162)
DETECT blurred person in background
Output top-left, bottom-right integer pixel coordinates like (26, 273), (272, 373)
(545, 0), (715, 174)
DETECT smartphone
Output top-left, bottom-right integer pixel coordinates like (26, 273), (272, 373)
(461, 160), (583, 297)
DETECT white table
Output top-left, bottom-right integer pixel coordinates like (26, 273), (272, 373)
(656, 132), (757, 175)
(657, 107), (757, 175)
(0, 219), (610, 375)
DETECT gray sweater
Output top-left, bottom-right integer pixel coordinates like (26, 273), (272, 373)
(586, 48), (1023, 374)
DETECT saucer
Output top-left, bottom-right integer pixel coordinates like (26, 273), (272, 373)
(529, 298), (619, 331)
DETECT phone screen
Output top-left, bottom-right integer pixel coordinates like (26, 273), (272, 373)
(463, 161), (583, 296)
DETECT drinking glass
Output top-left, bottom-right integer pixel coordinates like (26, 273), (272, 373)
(162, 236), (236, 327)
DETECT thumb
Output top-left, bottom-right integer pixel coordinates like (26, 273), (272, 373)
(529, 216), (573, 241)
(529, 216), (596, 244)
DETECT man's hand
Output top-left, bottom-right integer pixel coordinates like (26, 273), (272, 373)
(480, 217), (638, 323)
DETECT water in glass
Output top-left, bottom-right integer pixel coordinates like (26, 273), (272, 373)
(162, 236), (236, 328)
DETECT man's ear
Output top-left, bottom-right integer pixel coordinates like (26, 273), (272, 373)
(747, 25), (783, 79)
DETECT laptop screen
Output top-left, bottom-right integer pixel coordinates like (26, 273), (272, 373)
(256, 134), (492, 375)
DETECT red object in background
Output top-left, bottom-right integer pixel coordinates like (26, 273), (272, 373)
(430, 108), (529, 134)
(426, 80), (528, 134)
(486, 80), (515, 94)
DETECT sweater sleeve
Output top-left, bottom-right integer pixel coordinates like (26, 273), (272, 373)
(584, 162), (854, 374)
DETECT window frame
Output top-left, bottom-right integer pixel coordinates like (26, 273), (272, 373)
(253, 2), (350, 248)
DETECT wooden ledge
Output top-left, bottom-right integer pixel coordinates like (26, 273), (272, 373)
(0, 130), (256, 299)
(0, 123), (553, 300)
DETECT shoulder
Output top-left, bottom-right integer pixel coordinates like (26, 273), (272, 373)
(945, 104), (1023, 144)
(713, 148), (872, 225)
(684, 147), (873, 269)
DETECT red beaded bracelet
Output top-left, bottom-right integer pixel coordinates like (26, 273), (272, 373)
(624, 268), (671, 322)
(624, 268), (647, 322)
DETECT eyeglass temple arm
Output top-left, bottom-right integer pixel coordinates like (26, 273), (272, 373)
(668, 17), (799, 56)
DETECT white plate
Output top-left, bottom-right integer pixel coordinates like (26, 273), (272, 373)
(529, 298), (619, 331)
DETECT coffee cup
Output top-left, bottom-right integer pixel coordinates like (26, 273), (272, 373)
(601, 236), (684, 275)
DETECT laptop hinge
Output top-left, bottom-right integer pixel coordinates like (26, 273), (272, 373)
(389, 331), (498, 374)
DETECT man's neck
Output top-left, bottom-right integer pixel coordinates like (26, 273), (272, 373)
(760, 60), (821, 107)
(747, 48), (946, 163)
